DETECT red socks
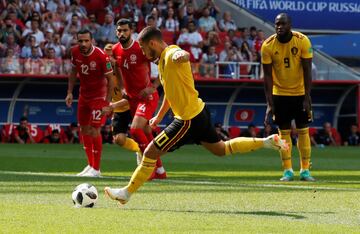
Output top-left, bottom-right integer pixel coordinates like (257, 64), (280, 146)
(130, 128), (149, 152)
(82, 135), (94, 167)
(92, 135), (103, 170)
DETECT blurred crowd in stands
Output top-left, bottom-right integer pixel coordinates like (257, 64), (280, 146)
(2, 116), (359, 146)
(0, 0), (265, 78)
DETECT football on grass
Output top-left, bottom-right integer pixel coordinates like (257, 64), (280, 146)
(72, 183), (98, 208)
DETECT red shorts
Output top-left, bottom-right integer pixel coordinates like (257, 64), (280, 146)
(129, 91), (159, 120)
(77, 97), (109, 128)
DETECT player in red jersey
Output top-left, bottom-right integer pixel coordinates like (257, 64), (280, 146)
(110, 18), (166, 179)
(65, 29), (114, 177)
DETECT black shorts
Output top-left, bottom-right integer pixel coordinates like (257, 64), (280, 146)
(112, 110), (132, 135)
(153, 106), (220, 152)
(272, 95), (313, 128)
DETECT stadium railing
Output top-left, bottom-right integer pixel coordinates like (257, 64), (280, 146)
(215, 61), (261, 79)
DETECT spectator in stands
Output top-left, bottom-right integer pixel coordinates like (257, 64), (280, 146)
(219, 42), (242, 78)
(239, 41), (253, 76)
(61, 24), (77, 49)
(199, 45), (218, 78)
(46, 0), (62, 12)
(146, 15), (156, 27)
(84, 13), (101, 40)
(176, 21), (203, 63)
(45, 32), (65, 58)
(26, 0), (46, 14)
(42, 12), (61, 34)
(101, 124), (113, 144)
(202, 0), (220, 18)
(121, 0), (142, 23)
(157, 0), (168, 16)
(42, 129), (62, 144)
(24, 11), (42, 30)
(23, 46), (44, 74)
(6, 7), (26, 32)
(253, 30), (265, 53)
(214, 122), (230, 141)
(219, 11), (237, 32)
(179, 3), (198, 29)
(63, 14), (82, 35)
(98, 12), (117, 48)
(65, 122), (80, 144)
(22, 19), (45, 46)
(0, 16), (22, 44)
(202, 30), (220, 54)
(344, 124), (360, 146)
(42, 47), (62, 75)
(198, 7), (219, 33)
(145, 7), (163, 29)
(261, 124), (276, 138)
(52, 3), (66, 32)
(241, 124), (258, 137)
(21, 35), (43, 58)
(65, 0), (87, 23)
(234, 27), (251, 49)
(248, 26), (257, 49)
(164, 7), (179, 32)
(314, 122), (338, 146)
(1, 48), (21, 74)
(141, 0), (156, 19)
(13, 116), (35, 144)
(0, 33), (21, 57)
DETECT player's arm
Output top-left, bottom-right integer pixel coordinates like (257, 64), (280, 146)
(263, 63), (273, 125)
(105, 72), (114, 103)
(301, 58), (312, 112)
(65, 66), (77, 107)
(149, 96), (170, 129)
(101, 97), (129, 116)
(139, 76), (161, 99)
(172, 49), (190, 63)
(113, 62), (124, 89)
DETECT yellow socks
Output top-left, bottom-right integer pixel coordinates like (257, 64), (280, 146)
(279, 129), (292, 170)
(121, 137), (141, 153)
(225, 137), (264, 155)
(297, 128), (311, 170)
(125, 156), (156, 194)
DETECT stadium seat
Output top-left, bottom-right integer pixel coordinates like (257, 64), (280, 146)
(309, 127), (318, 137)
(331, 128), (342, 145)
(228, 126), (241, 139)
(161, 30), (175, 45)
(1, 123), (15, 143)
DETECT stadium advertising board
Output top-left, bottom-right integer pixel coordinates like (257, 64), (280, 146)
(231, 0), (360, 31)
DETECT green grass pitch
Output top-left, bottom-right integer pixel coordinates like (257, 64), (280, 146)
(0, 144), (359, 233)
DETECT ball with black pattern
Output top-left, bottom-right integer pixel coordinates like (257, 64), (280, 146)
(72, 183), (98, 208)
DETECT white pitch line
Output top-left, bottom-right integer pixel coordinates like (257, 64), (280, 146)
(0, 170), (359, 192)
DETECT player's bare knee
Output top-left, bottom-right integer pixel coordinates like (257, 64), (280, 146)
(212, 149), (226, 157)
(143, 143), (161, 160)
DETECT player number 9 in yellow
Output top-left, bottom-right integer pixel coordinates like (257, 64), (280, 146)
(284, 58), (290, 68)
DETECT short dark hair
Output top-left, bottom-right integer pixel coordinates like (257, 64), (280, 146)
(137, 26), (162, 43)
(116, 18), (132, 29)
(20, 116), (28, 122)
(52, 129), (60, 134)
(77, 28), (93, 39)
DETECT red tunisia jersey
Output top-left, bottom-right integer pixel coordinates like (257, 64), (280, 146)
(71, 45), (113, 100)
(112, 40), (151, 99)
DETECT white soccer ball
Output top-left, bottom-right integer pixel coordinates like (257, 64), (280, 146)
(72, 183), (98, 208)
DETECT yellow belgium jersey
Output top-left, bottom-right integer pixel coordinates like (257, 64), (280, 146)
(111, 75), (129, 113)
(261, 31), (313, 96)
(158, 45), (205, 120)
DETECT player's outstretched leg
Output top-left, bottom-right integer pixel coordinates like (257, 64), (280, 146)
(145, 131), (166, 180)
(104, 142), (163, 205)
(114, 134), (143, 165)
(297, 128), (315, 182)
(224, 134), (289, 155)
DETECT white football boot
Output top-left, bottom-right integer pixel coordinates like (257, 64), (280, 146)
(264, 134), (289, 151)
(82, 167), (101, 177)
(76, 165), (91, 176)
(104, 187), (131, 205)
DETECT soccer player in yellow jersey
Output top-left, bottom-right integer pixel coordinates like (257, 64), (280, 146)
(103, 44), (142, 164)
(104, 26), (289, 205)
(261, 13), (315, 181)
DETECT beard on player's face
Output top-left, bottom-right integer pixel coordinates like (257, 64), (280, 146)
(80, 44), (92, 54)
(119, 35), (131, 45)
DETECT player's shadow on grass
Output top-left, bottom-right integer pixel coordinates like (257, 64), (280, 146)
(127, 208), (307, 220)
